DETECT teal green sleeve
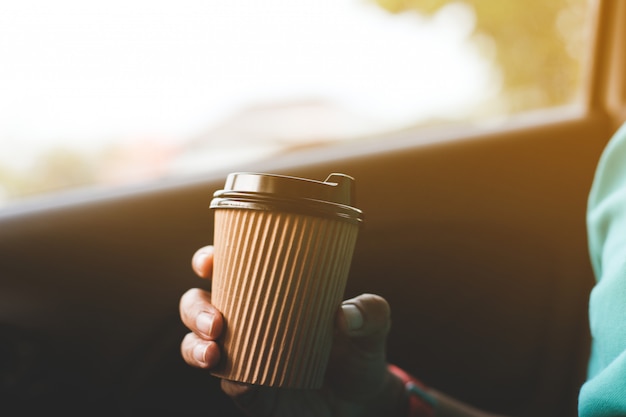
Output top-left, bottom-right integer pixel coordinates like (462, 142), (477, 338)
(579, 122), (626, 416)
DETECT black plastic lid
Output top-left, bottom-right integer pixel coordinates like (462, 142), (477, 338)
(210, 172), (363, 224)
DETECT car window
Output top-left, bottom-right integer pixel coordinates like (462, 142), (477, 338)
(0, 0), (592, 207)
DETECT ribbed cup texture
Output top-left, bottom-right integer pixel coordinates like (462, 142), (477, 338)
(210, 208), (359, 389)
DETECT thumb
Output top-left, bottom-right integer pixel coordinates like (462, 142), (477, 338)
(328, 294), (391, 401)
(337, 293), (391, 354)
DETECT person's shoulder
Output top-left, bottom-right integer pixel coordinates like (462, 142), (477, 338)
(581, 120), (626, 417)
(598, 122), (626, 167)
(588, 121), (626, 207)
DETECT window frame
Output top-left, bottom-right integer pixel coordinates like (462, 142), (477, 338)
(0, 0), (621, 216)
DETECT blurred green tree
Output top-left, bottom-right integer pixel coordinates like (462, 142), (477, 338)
(32, 148), (96, 193)
(372, 0), (588, 113)
(0, 148), (97, 202)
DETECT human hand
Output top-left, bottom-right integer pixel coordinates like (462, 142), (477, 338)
(179, 245), (408, 417)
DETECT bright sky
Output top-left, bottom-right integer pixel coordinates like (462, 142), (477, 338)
(0, 0), (496, 170)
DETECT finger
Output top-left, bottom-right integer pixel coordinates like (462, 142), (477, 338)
(180, 332), (221, 369)
(328, 293), (392, 400)
(220, 379), (259, 403)
(337, 293), (391, 354)
(221, 379), (277, 416)
(191, 245), (214, 279)
(179, 288), (223, 340)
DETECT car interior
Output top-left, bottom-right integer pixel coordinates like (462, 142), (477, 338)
(1, 0), (625, 416)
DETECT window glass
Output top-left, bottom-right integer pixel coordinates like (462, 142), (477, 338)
(0, 0), (592, 206)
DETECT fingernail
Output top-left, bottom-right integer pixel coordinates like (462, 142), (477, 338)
(193, 343), (209, 365)
(342, 304), (364, 331)
(196, 312), (214, 338)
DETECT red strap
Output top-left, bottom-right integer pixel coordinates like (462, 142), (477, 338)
(388, 364), (436, 417)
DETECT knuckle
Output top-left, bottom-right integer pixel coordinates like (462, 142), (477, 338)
(180, 332), (197, 365)
(179, 288), (206, 326)
(179, 288), (200, 310)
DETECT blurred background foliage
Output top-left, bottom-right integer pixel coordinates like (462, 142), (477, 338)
(0, 149), (97, 201)
(372, 0), (588, 112)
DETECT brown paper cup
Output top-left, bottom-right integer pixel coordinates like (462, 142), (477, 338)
(208, 172), (362, 388)
(210, 208), (359, 388)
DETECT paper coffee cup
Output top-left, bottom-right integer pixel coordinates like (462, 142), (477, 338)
(209, 172), (363, 389)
